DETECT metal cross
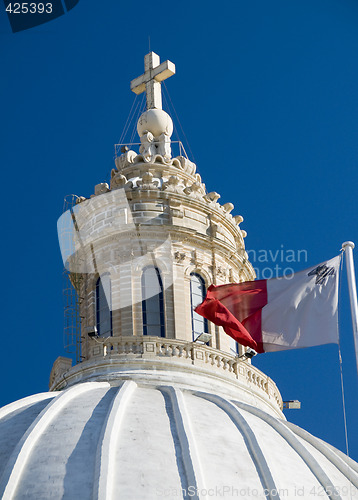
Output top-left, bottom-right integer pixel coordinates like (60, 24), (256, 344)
(130, 52), (176, 110)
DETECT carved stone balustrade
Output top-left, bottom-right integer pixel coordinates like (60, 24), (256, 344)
(50, 336), (282, 416)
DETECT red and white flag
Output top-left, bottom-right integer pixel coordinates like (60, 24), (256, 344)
(195, 255), (341, 353)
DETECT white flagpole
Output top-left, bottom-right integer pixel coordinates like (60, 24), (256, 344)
(342, 241), (358, 374)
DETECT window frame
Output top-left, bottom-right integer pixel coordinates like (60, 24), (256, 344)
(190, 272), (209, 341)
(141, 266), (165, 338)
(96, 273), (113, 337)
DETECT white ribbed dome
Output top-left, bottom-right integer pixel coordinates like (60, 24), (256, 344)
(0, 374), (357, 500)
(5, 51), (356, 500)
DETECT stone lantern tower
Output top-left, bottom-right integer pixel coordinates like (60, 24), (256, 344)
(0, 53), (357, 500)
(52, 51), (257, 388)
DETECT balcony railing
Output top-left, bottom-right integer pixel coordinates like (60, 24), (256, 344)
(88, 335), (282, 410)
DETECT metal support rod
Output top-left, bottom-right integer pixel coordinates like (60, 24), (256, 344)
(342, 241), (358, 374)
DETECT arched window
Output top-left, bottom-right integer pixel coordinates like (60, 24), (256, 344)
(190, 273), (208, 341)
(141, 266), (165, 337)
(96, 274), (112, 337)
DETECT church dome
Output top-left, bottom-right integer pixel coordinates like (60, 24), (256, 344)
(2, 51), (358, 499)
(0, 365), (357, 500)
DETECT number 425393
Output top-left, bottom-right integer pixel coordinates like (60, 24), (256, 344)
(6, 3), (53, 14)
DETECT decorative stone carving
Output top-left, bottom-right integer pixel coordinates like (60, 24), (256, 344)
(190, 250), (205, 270)
(139, 131), (156, 162)
(216, 266), (227, 278)
(183, 181), (205, 199)
(94, 183), (110, 196)
(190, 250), (197, 265)
(176, 156), (196, 176)
(115, 150), (137, 171)
(136, 171), (160, 190)
(195, 173), (202, 183)
(162, 175), (183, 194)
(49, 356), (72, 388)
(238, 267), (246, 278)
(241, 230), (247, 238)
(170, 208), (183, 219)
(233, 215), (244, 224)
(157, 133), (172, 161)
(174, 251), (186, 263)
(171, 158), (181, 169)
(204, 192), (221, 203)
(168, 196), (183, 218)
(209, 221), (218, 238)
(168, 198), (182, 208)
(229, 268), (235, 283)
(138, 131), (172, 163)
(222, 202), (234, 213)
(75, 196), (86, 204)
(110, 173), (127, 190)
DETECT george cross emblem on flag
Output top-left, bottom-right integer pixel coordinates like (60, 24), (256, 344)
(307, 264), (336, 285)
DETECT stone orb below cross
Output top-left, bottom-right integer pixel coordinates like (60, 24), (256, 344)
(137, 108), (173, 138)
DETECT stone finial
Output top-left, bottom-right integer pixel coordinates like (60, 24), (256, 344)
(115, 150), (137, 172)
(177, 156), (197, 176)
(110, 174), (127, 191)
(75, 196), (86, 204)
(137, 171), (160, 190)
(95, 183), (110, 196)
(131, 53), (176, 162)
(183, 182), (205, 199)
(233, 215), (244, 224)
(139, 131), (156, 161)
(204, 192), (221, 203)
(222, 203), (234, 213)
(157, 133), (171, 161)
(162, 176), (183, 193)
(138, 127), (173, 162)
(49, 356), (72, 388)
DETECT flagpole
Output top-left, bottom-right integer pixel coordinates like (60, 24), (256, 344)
(342, 241), (358, 374)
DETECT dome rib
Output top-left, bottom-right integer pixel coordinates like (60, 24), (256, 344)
(94, 381), (137, 500)
(159, 386), (205, 500)
(195, 392), (280, 500)
(0, 393), (57, 421)
(0, 382), (109, 500)
(0, 381), (357, 498)
(324, 441), (358, 475)
(0, 393), (59, 482)
(282, 421), (358, 488)
(233, 401), (342, 500)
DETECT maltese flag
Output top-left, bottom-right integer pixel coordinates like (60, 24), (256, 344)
(195, 255), (341, 353)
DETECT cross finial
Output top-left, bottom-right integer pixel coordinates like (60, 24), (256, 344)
(130, 52), (176, 110)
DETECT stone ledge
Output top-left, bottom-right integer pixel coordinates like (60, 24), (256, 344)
(49, 336), (283, 416)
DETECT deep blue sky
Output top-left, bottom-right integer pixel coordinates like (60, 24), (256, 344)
(1, 0), (358, 460)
